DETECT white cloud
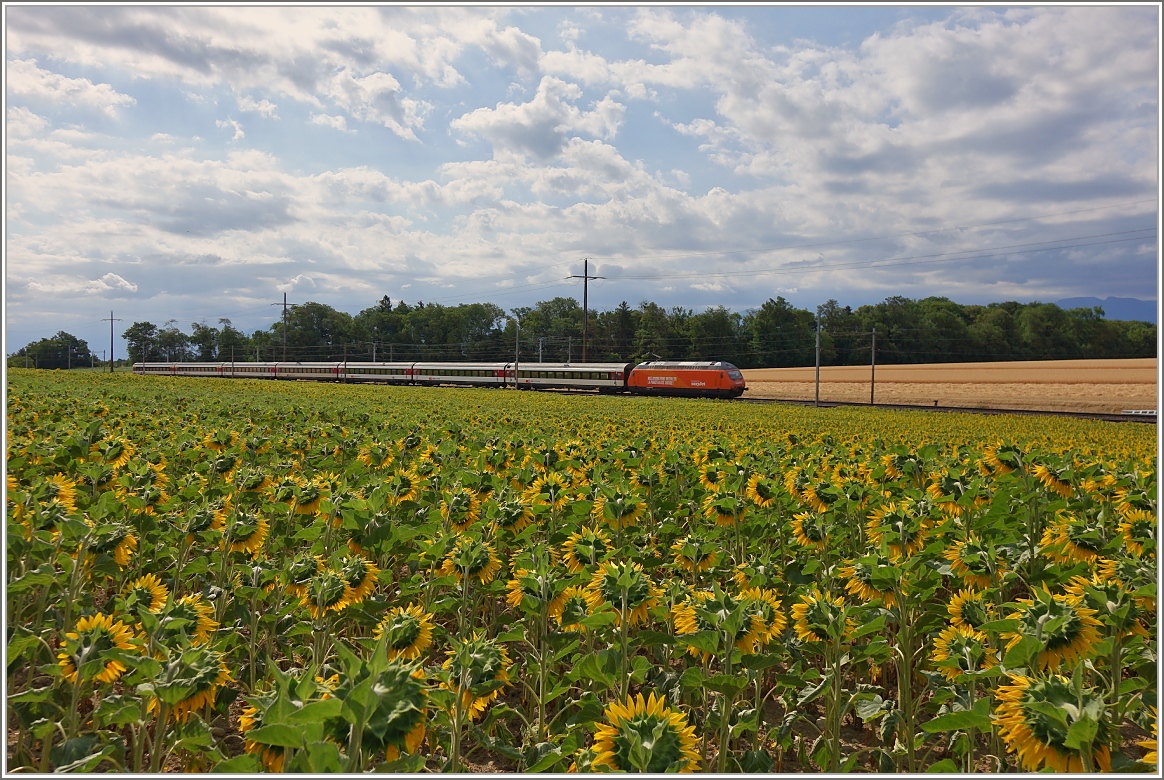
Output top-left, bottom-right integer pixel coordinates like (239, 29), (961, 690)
(238, 95), (279, 118)
(215, 118), (245, 141)
(310, 113), (354, 133)
(451, 76), (625, 159)
(6, 58), (136, 117)
(6, 106), (49, 137)
(325, 67), (429, 139)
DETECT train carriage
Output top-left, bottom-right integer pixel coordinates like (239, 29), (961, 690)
(341, 362), (415, 384)
(515, 362), (632, 392)
(410, 362), (513, 387)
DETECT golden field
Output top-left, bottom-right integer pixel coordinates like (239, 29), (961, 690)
(742, 358), (1158, 413)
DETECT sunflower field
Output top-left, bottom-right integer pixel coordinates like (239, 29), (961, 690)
(5, 368), (1158, 773)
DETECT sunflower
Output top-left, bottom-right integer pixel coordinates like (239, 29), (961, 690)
(555, 586), (592, 632)
(982, 442), (1022, 476)
(177, 504), (227, 544)
(593, 488), (648, 530)
(1118, 508), (1156, 557)
(339, 554), (380, 605)
(491, 498), (534, 535)
(1139, 707), (1157, 768)
(562, 525), (612, 573)
(1040, 514), (1105, 565)
(791, 511), (828, 551)
(57, 613), (137, 684)
(745, 473), (780, 509)
(701, 488), (746, 527)
(948, 588), (993, 631)
(673, 589), (766, 660)
(943, 535), (998, 589)
(586, 561), (661, 628)
(95, 437), (135, 469)
(1064, 574), (1150, 639)
(506, 567), (566, 617)
(925, 472), (981, 518)
(791, 588), (853, 644)
(697, 462), (728, 492)
(440, 487), (482, 532)
(930, 624), (997, 681)
(149, 647), (232, 723)
(303, 569), (351, 619)
(123, 573), (169, 614)
(526, 471), (571, 512)
(670, 536), (719, 574)
(1032, 462), (1073, 498)
(592, 692), (701, 773)
(439, 537), (502, 586)
(40, 473), (78, 513)
(234, 469), (272, 493)
(523, 443), (562, 473)
(161, 594), (220, 645)
(374, 604), (436, 661)
(202, 429), (238, 452)
(284, 553), (325, 599)
(240, 705), (286, 772)
(225, 511), (270, 556)
(441, 632), (511, 721)
(1002, 590), (1102, 671)
(88, 522), (138, 569)
(356, 441), (395, 470)
(1114, 485), (1156, 519)
(293, 479), (325, 515)
(739, 587), (787, 646)
(839, 555), (900, 608)
(800, 479), (837, 514)
(328, 661), (429, 762)
(994, 674), (1112, 772)
(866, 502), (930, 560)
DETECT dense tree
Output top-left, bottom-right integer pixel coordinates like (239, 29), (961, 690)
(37, 294), (1148, 374)
(9, 331), (95, 369)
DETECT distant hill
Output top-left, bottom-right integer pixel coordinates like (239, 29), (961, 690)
(1055, 297), (1157, 324)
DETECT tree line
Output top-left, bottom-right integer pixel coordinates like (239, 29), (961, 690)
(9, 295), (1157, 371)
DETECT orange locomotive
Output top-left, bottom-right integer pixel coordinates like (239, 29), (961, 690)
(627, 361), (746, 398)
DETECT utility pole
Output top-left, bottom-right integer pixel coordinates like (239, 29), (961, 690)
(101, 312), (121, 373)
(538, 337), (543, 363)
(272, 293), (297, 362)
(513, 317), (520, 389)
(568, 258), (604, 362)
(372, 341), (376, 363)
(870, 327), (876, 405)
(814, 309), (821, 408)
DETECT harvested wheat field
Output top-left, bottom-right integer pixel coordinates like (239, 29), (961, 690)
(742, 358), (1158, 414)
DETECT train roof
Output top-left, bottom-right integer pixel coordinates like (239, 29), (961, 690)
(633, 361), (739, 370)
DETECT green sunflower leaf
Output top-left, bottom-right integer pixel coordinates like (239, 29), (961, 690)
(1063, 713), (1099, 751)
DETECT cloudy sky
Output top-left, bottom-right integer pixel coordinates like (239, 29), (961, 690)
(4, 5), (1159, 356)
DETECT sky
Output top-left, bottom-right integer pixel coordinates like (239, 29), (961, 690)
(4, 4), (1160, 357)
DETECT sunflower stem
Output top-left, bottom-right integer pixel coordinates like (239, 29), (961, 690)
(619, 584), (630, 702)
(149, 701), (171, 773)
(717, 631), (734, 773)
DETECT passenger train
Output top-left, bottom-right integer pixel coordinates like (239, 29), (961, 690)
(132, 360), (747, 398)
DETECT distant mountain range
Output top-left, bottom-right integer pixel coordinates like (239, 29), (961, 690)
(1055, 297), (1157, 324)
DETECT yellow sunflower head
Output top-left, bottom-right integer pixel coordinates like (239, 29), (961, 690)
(57, 613), (138, 685)
(791, 588), (853, 644)
(943, 535), (999, 589)
(586, 561), (661, 627)
(440, 632), (511, 721)
(593, 487), (648, 530)
(562, 525), (611, 573)
(122, 573), (169, 615)
(374, 604), (436, 661)
(931, 624), (997, 681)
(1003, 590), (1102, 671)
(994, 674), (1112, 772)
(791, 511), (829, 551)
(670, 535), (720, 574)
(948, 588), (993, 631)
(592, 692), (700, 773)
(439, 537), (502, 586)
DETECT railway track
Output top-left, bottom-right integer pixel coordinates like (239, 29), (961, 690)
(733, 396), (1157, 424)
